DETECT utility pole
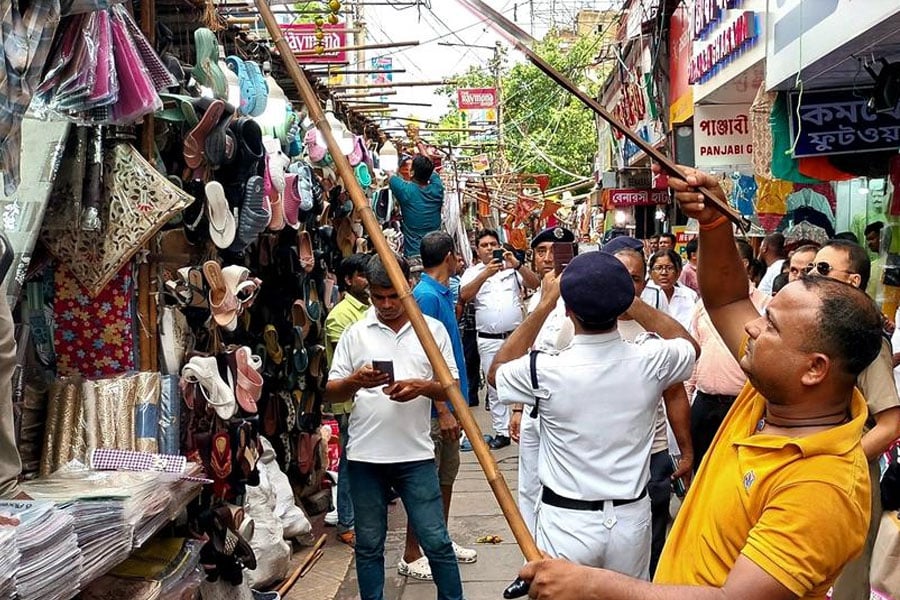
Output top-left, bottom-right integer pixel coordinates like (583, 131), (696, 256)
(490, 41), (505, 174)
(354, 0), (366, 86)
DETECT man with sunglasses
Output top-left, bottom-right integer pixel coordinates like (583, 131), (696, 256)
(517, 166), (885, 600)
(807, 239), (900, 600)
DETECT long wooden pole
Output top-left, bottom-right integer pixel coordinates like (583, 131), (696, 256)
(294, 40), (419, 56)
(456, 0), (749, 231)
(329, 80), (449, 90)
(253, 0), (541, 572)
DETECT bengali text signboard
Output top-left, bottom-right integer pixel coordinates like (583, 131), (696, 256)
(694, 104), (752, 166)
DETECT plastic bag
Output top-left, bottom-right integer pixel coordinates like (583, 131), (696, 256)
(259, 437), (311, 539)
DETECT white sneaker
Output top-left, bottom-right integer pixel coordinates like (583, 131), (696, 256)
(397, 557), (432, 581)
(324, 509), (338, 526)
(452, 541), (478, 563)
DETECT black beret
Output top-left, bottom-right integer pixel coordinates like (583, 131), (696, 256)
(530, 226), (575, 248)
(560, 252), (635, 325)
(601, 235), (644, 255)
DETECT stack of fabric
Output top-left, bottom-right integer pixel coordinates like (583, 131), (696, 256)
(0, 501), (83, 600)
(0, 524), (19, 597)
(58, 500), (131, 583)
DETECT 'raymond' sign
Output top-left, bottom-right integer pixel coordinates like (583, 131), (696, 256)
(693, 104), (752, 167)
(283, 24), (349, 64)
(608, 189), (669, 207)
(457, 88), (498, 110)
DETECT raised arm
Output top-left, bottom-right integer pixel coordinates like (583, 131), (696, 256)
(658, 165), (760, 360)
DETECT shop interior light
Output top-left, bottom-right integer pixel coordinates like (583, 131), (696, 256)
(866, 58), (900, 113)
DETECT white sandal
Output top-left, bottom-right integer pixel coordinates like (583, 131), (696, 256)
(206, 181), (237, 248)
(398, 557), (432, 581)
(182, 356), (236, 420)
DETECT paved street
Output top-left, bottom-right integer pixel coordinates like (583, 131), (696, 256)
(285, 406), (525, 600)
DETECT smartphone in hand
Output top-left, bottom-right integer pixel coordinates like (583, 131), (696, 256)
(372, 360), (395, 385)
(670, 454), (686, 497)
(492, 249), (505, 263)
(552, 242), (574, 275)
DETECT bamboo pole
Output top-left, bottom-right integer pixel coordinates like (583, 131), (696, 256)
(346, 100), (434, 107)
(329, 80), (449, 90)
(333, 91), (399, 99)
(294, 40), (419, 56)
(385, 116), (441, 126)
(138, 0), (157, 372)
(311, 68), (408, 76)
(253, 0), (541, 572)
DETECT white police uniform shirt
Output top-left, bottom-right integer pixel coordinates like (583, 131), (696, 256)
(496, 331), (695, 500)
(459, 263), (524, 334)
(527, 290), (574, 352)
(328, 308), (458, 463)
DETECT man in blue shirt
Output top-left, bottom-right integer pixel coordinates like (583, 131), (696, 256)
(389, 156), (444, 263)
(398, 231), (477, 580)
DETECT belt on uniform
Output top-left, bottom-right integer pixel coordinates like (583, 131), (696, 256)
(477, 331), (513, 340)
(695, 391), (738, 404)
(541, 486), (648, 511)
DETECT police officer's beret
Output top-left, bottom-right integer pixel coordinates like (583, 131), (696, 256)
(530, 226), (575, 248)
(601, 235), (644, 256)
(560, 252), (635, 325)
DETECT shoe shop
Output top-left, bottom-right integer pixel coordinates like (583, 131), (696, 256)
(0, 0), (423, 597)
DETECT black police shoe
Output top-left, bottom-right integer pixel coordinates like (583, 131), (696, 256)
(489, 435), (510, 450)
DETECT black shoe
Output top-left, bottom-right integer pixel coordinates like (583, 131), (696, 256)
(489, 435), (510, 449)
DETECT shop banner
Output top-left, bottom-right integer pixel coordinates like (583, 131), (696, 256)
(283, 24), (349, 64)
(693, 104), (752, 166)
(787, 87), (900, 157)
(471, 154), (490, 173)
(608, 188), (669, 207)
(457, 88), (498, 110)
(669, 3), (694, 124)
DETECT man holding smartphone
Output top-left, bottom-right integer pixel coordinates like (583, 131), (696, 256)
(326, 254), (464, 600)
(459, 230), (540, 449)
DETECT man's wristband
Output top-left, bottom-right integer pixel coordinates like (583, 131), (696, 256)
(699, 215), (730, 231)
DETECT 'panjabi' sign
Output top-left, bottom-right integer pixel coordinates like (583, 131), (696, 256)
(694, 104), (752, 166)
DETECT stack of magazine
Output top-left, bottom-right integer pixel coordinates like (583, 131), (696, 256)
(0, 500), (83, 600)
(0, 523), (18, 598)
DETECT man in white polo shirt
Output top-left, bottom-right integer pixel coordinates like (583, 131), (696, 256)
(326, 254), (463, 600)
(490, 252), (698, 579)
(459, 229), (540, 449)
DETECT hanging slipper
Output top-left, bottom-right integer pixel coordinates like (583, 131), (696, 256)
(282, 174), (302, 229)
(244, 60), (269, 117)
(304, 128), (327, 164)
(235, 347), (263, 414)
(205, 181), (237, 249)
(264, 137), (290, 194)
(225, 55), (257, 116)
(263, 325), (284, 365)
(355, 162), (372, 188)
(230, 175), (270, 251)
(192, 28), (227, 99)
(182, 356), (237, 420)
(268, 191), (286, 232)
(210, 433), (233, 498)
(183, 99), (224, 169)
(323, 274), (339, 311)
(204, 260), (240, 330)
(176, 266), (207, 307)
(303, 276), (322, 323)
(297, 230), (315, 273)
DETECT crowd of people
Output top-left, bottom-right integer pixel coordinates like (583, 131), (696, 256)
(317, 157), (899, 600)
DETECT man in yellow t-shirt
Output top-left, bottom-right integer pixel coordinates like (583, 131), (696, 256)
(517, 167), (884, 600)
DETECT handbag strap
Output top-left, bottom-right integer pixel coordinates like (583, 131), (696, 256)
(528, 349), (540, 419)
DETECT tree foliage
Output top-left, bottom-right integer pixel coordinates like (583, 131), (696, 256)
(436, 31), (605, 187)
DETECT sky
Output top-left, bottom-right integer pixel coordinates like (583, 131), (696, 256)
(349, 0), (620, 125)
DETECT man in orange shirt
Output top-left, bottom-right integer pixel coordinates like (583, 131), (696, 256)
(518, 166), (883, 600)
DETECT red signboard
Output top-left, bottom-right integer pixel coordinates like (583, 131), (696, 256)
(457, 88), (498, 110)
(609, 188), (669, 207)
(283, 24), (349, 64)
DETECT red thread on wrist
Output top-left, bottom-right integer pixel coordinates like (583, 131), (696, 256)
(699, 215), (729, 231)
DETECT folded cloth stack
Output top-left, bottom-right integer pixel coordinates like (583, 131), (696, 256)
(0, 524), (18, 598)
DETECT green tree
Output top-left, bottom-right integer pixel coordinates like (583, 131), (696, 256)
(436, 31), (605, 187)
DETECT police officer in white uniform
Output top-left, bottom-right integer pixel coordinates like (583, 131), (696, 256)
(459, 229), (539, 449)
(489, 252), (698, 579)
(508, 226), (576, 535)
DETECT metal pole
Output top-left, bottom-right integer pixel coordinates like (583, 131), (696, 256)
(253, 0), (541, 568)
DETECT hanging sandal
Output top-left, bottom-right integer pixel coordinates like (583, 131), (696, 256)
(263, 325), (284, 365)
(183, 98), (224, 169)
(204, 260), (240, 330)
(205, 181), (237, 249)
(235, 346), (263, 414)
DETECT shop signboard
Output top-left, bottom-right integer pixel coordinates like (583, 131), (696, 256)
(471, 154), (490, 173)
(669, 3), (694, 124)
(283, 24), (349, 64)
(766, 1), (900, 90)
(693, 104), (752, 166)
(608, 188), (669, 207)
(457, 88), (498, 110)
(787, 87), (900, 157)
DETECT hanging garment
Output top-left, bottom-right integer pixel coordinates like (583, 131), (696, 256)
(754, 176), (793, 215)
(750, 82), (776, 179)
(797, 156), (854, 182)
(41, 141), (194, 296)
(770, 93), (822, 184)
(731, 175), (758, 217)
(0, 0), (62, 195)
(53, 262), (135, 378)
(889, 155), (900, 216)
(786, 187), (836, 229)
